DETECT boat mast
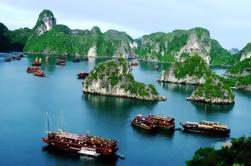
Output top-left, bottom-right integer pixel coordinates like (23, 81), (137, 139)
(46, 112), (50, 132)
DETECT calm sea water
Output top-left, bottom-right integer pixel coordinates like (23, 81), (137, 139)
(0, 53), (251, 166)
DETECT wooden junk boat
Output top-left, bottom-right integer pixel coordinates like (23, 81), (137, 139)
(27, 67), (40, 73)
(56, 59), (66, 66)
(32, 57), (42, 66)
(42, 130), (119, 157)
(180, 120), (230, 136)
(131, 115), (155, 130)
(147, 115), (175, 130)
(77, 72), (89, 79)
(34, 70), (46, 77)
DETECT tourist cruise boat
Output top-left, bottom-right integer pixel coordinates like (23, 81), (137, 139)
(180, 120), (230, 136)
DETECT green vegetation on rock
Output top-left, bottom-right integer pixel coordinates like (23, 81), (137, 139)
(226, 58), (251, 76)
(173, 54), (210, 79)
(0, 23), (31, 51)
(83, 58), (164, 101)
(187, 136), (251, 166)
(210, 39), (240, 66)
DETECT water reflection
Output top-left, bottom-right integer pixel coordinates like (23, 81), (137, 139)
(83, 94), (157, 116)
(139, 61), (171, 72)
(42, 146), (117, 166)
(191, 102), (234, 115)
(131, 125), (175, 138)
(159, 82), (196, 95)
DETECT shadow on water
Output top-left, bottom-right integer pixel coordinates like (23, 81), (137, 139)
(131, 125), (175, 138)
(42, 146), (117, 166)
(191, 102), (234, 115)
(83, 94), (157, 116)
(180, 130), (231, 140)
(139, 60), (171, 72)
(159, 82), (196, 95)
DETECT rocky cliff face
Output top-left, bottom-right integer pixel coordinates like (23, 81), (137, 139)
(240, 43), (251, 61)
(134, 28), (237, 66)
(187, 77), (235, 104)
(33, 9), (56, 35)
(159, 55), (209, 84)
(83, 58), (166, 101)
(24, 10), (135, 58)
(135, 28), (213, 64)
(225, 58), (251, 77)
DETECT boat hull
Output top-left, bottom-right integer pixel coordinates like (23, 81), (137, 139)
(181, 125), (230, 136)
(42, 137), (117, 157)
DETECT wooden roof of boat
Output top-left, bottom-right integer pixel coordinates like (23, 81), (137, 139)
(148, 115), (174, 121)
(50, 132), (117, 144)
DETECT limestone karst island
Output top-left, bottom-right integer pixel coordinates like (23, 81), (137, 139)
(1, 1), (251, 166)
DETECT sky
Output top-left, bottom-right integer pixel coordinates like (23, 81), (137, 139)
(0, 0), (251, 49)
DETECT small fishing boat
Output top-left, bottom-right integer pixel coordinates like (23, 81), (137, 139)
(56, 59), (66, 66)
(77, 72), (89, 79)
(27, 67), (40, 73)
(73, 58), (80, 63)
(130, 60), (139, 66)
(180, 120), (230, 136)
(4, 57), (11, 62)
(34, 70), (46, 77)
(131, 115), (155, 130)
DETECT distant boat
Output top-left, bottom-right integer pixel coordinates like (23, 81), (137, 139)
(180, 120), (230, 136)
(32, 57), (42, 66)
(34, 70), (46, 77)
(4, 57), (11, 62)
(27, 67), (40, 73)
(56, 59), (66, 66)
(77, 72), (89, 79)
(73, 58), (80, 63)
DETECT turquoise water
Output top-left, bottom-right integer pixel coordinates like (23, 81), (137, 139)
(0, 53), (251, 166)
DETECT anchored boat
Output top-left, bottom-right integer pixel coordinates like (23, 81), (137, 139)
(180, 120), (230, 136)
(147, 115), (175, 130)
(42, 131), (118, 157)
(56, 59), (66, 66)
(131, 115), (155, 130)
(77, 72), (89, 79)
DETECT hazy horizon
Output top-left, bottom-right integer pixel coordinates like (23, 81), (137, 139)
(1, 0), (251, 50)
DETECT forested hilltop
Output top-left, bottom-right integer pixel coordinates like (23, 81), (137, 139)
(1, 9), (251, 66)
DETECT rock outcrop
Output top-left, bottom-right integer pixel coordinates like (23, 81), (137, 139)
(83, 58), (166, 101)
(187, 77), (235, 104)
(33, 9), (56, 35)
(225, 58), (251, 77)
(24, 10), (135, 58)
(159, 55), (209, 84)
(240, 43), (251, 61)
(134, 28), (236, 65)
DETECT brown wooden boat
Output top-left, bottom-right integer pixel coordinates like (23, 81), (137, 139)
(27, 67), (40, 73)
(180, 120), (230, 136)
(147, 115), (175, 130)
(77, 72), (89, 79)
(34, 70), (45, 77)
(131, 115), (155, 130)
(130, 60), (139, 66)
(4, 57), (11, 62)
(42, 131), (118, 157)
(56, 59), (66, 66)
